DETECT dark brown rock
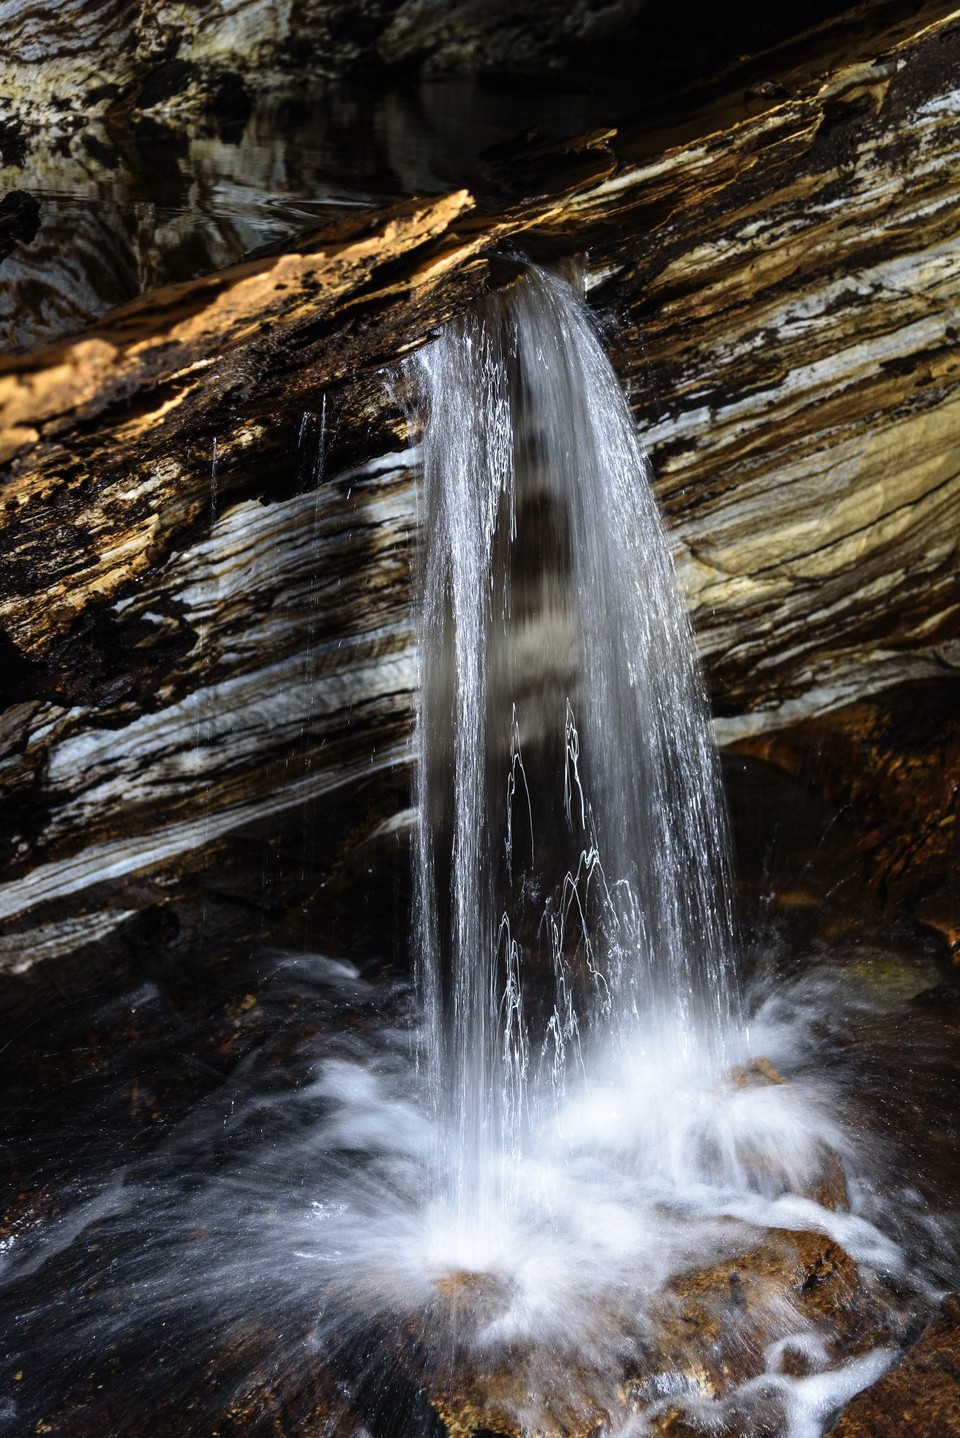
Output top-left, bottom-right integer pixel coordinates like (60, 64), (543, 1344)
(826, 1293), (960, 1438)
(732, 678), (960, 941)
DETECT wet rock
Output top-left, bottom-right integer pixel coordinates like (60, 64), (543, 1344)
(0, 0), (908, 130)
(915, 889), (960, 963)
(23, 1330), (365, 1438)
(644, 1228), (893, 1401)
(397, 1228), (900, 1438)
(731, 1056), (785, 1089)
(727, 1061), (849, 1212)
(843, 980), (960, 1219)
(826, 1292), (960, 1438)
(0, 1183), (58, 1248)
(377, 0), (648, 77)
(0, 189), (39, 263)
(0, 1), (401, 131)
(733, 679), (960, 942)
(809, 1147), (850, 1215)
(1, 9), (959, 991)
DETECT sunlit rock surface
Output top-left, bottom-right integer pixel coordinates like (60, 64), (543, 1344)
(0, 6), (956, 986)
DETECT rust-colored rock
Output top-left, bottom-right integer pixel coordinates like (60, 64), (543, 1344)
(733, 678), (960, 941)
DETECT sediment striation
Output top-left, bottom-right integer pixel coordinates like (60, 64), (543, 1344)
(0, 4), (958, 974)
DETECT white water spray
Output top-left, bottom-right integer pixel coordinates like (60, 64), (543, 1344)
(413, 264), (741, 1244)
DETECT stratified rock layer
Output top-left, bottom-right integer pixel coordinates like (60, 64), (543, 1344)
(0, 6), (958, 977)
(0, 0), (887, 128)
(0, 0), (400, 128)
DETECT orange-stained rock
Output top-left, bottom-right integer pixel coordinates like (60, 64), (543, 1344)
(733, 679), (960, 942)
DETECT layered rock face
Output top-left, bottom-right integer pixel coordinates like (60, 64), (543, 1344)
(0, 10), (958, 1437)
(0, 0), (396, 128)
(0, 0), (915, 130)
(590, 45), (960, 739)
(0, 3), (957, 985)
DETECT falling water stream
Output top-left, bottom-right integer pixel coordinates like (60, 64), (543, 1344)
(413, 264), (741, 1252)
(1, 266), (957, 1438)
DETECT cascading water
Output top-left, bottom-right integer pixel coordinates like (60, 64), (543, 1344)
(413, 264), (741, 1246)
(1, 263), (956, 1438)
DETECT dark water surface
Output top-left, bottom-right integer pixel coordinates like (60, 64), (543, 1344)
(0, 0), (872, 354)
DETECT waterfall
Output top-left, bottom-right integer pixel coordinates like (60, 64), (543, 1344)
(2, 263), (942, 1438)
(413, 265), (741, 1241)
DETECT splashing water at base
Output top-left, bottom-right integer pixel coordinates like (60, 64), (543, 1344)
(4, 952), (952, 1438)
(1, 269), (957, 1438)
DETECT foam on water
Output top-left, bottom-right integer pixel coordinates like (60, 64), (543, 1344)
(0, 951), (955, 1435)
